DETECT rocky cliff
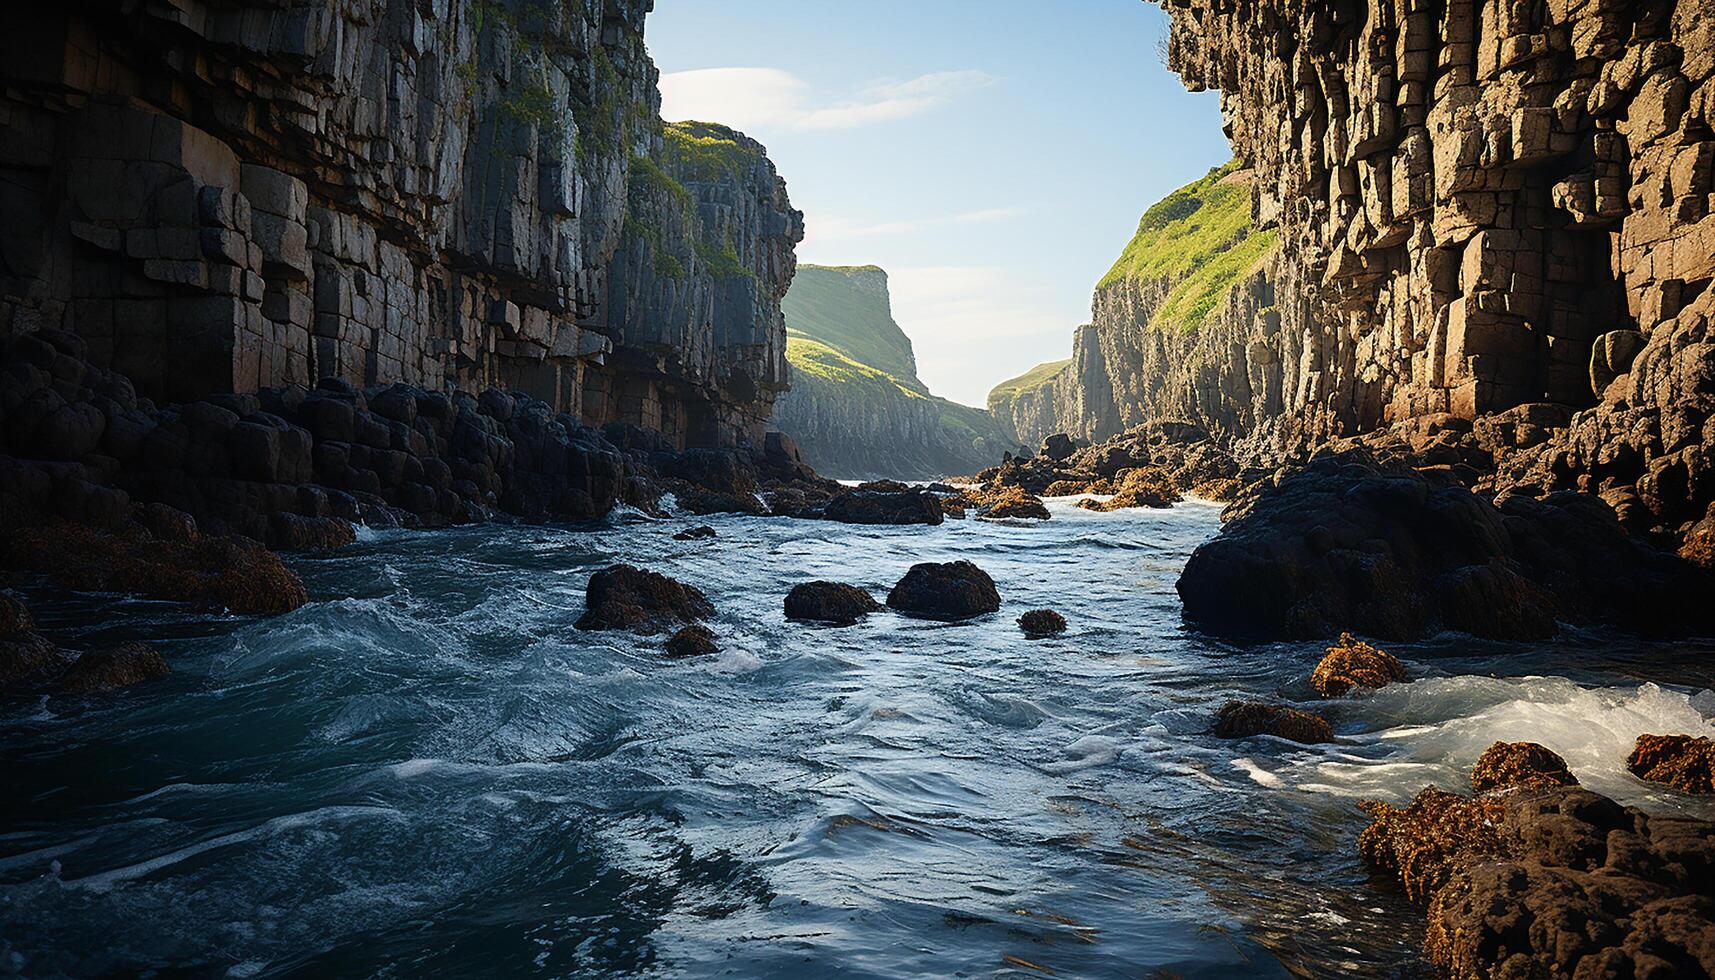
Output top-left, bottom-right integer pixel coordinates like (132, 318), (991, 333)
(989, 164), (1287, 450)
(0, 0), (799, 453)
(1150, 0), (1715, 543)
(771, 265), (1005, 479)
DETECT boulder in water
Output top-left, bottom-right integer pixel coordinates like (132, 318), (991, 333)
(1627, 734), (1715, 794)
(56, 643), (171, 694)
(1212, 700), (1333, 744)
(664, 625), (719, 659)
(1310, 633), (1406, 697)
(1017, 609), (1067, 637)
(575, 564), (715, 634)
(269, 512), (356, 551)
(886, 561), (1000, 621)
(785, 582), (881, 626)
(822, 489), (944, 526)
(978, 486), (1050, 520)
(673, 525), (717, 541)
(1471, 741), (1579, 793)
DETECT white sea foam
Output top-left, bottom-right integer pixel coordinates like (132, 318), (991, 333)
(1290, 676), (1715, 807)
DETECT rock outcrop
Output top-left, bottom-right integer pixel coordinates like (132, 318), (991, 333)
(1, 0), (799, 453)
(773, 265), (1005, 479)
(1177, 452), (1715, 640)
(1360, 745), (1715, 977)
(1017, 609), (1068, 637)
(1151, 0), (1715, 548)
(1311, 633), (1408, 697)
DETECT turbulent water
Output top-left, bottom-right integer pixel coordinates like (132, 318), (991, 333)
(5, 497), (1715, 978)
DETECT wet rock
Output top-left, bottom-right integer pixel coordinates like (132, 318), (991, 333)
(785, 581), (881, 626)
(133, 503), (199, 544)
(1360, 770), (1715, 978)
(977, 486), (1050, 521)
(1212, 700), (1333, 745)
(0, 594), (33, 638)
(664, 625), (719, 659)
(1310, 633), (1406, 697)
(1017, 609), (1067, 637)
(575, 564), (714, 634)
(886, 561), (1001, 621)
(673, 525), (716, 541)
(1040, 433), (1084, 461)
(1101, 468), (1181, 510)
(0, 519), (307, 615)
(1177, 453), (1715, 641)
(269, 512), (356, 551)
(1628, 734), (1715, 794)
(1471, 741), (1579, 793)
(56, 643), (170, 694)
(822, 489), (944, 526)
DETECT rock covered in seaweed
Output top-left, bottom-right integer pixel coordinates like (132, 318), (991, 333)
(56, 643), (171, 694)
(1358, 743), (1715, 978)
(1310, 633), (1406, 698)
(821, 489), (944, 526)
(1628, 734), (1715, 795)
(1212, 701), (1333, 745)
(886, 561), (1001, 622)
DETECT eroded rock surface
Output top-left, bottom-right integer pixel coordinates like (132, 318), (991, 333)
(1212, 701), (1334, 745)
(1311, 633), (1409, 697)
(1629, 734), (1715, 794)
(1360, 744), (1715, 978)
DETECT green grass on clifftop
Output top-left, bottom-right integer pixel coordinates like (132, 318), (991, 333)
(989, 358), (1071, 405)
(783, 265), (921, 386)
(1100, 162), (1278, 332)
(786, 336), (926, 400)
(663, 121), (760, 183)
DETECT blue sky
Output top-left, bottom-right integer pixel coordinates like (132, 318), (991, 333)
(647, 0), (1232, 407)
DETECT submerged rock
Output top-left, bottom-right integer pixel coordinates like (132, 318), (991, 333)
(886, 561), (1001, 621)
(821, 489), (944, 526)
(1360, 744), (1715, 978)
(0, 594), (33, 639)
(1212, 700), (1333, 744)
(1310, 633), (1406, 697)
(664, 625), (719, 659)
(1470, 741), (1579, 793)
(784, 582), (881, 626)
(1016, 609), (1067, 637)
(673, 525), (717, 541)
(1177, 453), (1715, 641)
(0, 596), (75, 693)
(56, 643), (171, 694)
(575, 564), (715, 634)
(1628, 734), (1715, 794)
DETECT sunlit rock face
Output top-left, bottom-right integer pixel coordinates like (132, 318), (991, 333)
(1157, 0), (1715, 534)
(0, 0), (799, 450)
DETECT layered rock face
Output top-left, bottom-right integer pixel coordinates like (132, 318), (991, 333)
(989, 167), (1296, 451)
(773, 265), (1005, 479)
(0, 0), (798, 452)
(1158, 0), (1715, 540)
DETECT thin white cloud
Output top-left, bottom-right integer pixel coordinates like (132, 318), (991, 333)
(659, 67), (995, 133)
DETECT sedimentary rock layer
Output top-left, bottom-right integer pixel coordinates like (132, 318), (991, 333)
(1, 0), (799, 451)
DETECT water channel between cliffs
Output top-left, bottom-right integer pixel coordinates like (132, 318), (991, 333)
(4, 497), (1715, 977)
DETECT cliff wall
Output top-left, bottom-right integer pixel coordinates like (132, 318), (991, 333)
(0, 0), (798, 452)
(1154, 0), (1715, 536)
(771, 265), (1005, 479)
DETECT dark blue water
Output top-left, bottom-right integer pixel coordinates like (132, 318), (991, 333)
(5, 497), (1715, 978)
